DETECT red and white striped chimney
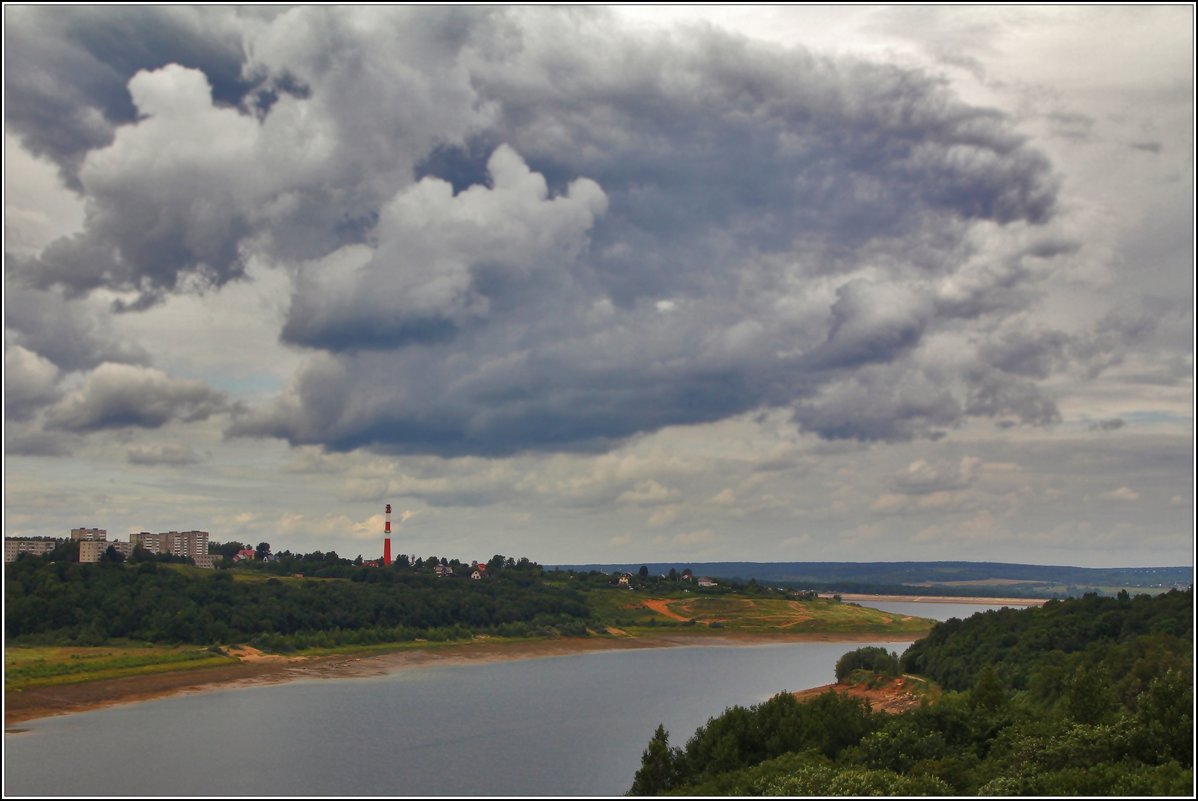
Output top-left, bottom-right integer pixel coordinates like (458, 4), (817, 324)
(383, 503), (392, 566)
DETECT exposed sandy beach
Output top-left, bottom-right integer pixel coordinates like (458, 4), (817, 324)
(5, 630), (918, 728)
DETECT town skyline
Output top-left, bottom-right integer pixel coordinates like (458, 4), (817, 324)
(4, 6), (1193, 568)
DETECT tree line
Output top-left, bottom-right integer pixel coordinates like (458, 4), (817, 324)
(4, 555), (589, 648)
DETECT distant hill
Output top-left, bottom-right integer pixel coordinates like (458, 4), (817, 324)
(550, 561), (1193, 599)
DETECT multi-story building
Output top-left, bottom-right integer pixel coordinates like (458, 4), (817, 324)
(70, 527), (107, 541)
(130, 531), (163, 553)
(129, 530), (210, 560)
(3, 539), (59, 563)
(78, 540), (109, 563)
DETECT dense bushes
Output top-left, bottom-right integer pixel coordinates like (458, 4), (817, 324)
(835, 646), (900, 681)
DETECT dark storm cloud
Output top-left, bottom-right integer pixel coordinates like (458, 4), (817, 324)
(964, 367), (1061, 427)
(9, 7), (1080, 456)
(8, 7), (506, 306)
(45, 364), (229, 432)
(4, 6), (257, 185)
(3, 285), (149, 372)
(790, 365), (962, 442)
(978, 326), (1070, 378)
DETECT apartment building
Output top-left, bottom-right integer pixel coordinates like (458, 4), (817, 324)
(3, 539), (58, 562)
(70, 527), (107, 541)
(130, 530), (209, 559)
(78, 540), (109, 563)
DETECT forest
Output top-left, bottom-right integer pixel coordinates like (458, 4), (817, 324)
(3, 554), (592, 648)
(629, 588), (1193, 796)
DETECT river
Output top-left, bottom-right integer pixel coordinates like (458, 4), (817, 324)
(4, 599), (1029, 796)
(5, 639), (910, 797)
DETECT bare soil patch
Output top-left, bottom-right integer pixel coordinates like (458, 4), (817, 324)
(792, 674), (932, 715)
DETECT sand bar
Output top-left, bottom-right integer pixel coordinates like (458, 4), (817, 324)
(5, 631), (918, 728)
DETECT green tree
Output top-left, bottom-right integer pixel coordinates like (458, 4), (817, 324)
(629, 724), (680, 796)
(969, 664), (1007, 712)
(638, 565), (649, 579)
(1063, 665), (1114, 724)
(1132, 668), (1193, 764)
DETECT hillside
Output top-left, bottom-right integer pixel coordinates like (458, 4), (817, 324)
(629, 588), (1193, 796)
(4, 556), (931, 655)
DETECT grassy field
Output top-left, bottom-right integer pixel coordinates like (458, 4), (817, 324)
(584, 589), (935, 636)
(5, 645), (238, 691)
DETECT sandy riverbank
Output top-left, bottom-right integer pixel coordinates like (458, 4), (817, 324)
(5, 631), (917, 728)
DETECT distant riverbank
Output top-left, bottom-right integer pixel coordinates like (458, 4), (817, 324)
(829, 593), (1048, 606)
(5, 630), (918, 728)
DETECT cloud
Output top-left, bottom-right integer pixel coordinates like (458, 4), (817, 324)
(670, 529), (715, 547)
(889, 456), (982, 495)
(45, 363), (229, 432)
(4, 345), (62, 421)
(3, 6), (257, 185)
(617, 480), (679, 506)
(1100, 486), (1140, 502)
(4, 429), (76, 458)
(4, 285), (149, 372)
(1089, 418), (1126, 432)
(126, 443), (203, 467)
(804, 279), (933, 369)
(280, 145), (607, 351)
(12, 7), (1083, 459)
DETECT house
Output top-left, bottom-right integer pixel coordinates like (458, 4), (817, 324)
(233, 547), (255, 562)
(697, 577), (717, 588)
(680, 569), (693, 582)
(617, 573), (632, 587)
(471, 566), (486, 580)
(434, 564), (454, 578)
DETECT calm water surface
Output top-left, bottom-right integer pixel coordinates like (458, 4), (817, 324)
(852, 599), (1037, 621)
(5, 640), (910, 797)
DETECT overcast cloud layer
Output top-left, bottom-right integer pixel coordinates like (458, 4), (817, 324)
(4, 6), (1193, 568)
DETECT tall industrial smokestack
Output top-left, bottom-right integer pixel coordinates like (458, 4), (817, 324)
(384, 503), (392, 566)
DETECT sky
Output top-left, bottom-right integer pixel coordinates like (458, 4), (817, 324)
(2, 5), (1193, 568)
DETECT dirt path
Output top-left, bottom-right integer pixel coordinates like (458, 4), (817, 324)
(642, 598), (691, 622)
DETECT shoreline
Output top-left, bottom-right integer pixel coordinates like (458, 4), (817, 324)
(831, 593), (1048, 606)
(5, 630), (918, 729)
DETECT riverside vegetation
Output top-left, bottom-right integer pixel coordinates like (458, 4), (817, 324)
(629, 588), (1193, 796)
(4, 551), (930, 690)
